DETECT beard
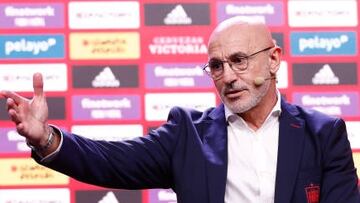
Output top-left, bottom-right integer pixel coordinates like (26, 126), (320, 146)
(220, 78), (270, 114)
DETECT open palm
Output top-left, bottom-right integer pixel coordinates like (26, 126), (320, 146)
(1, 73), (50, 145)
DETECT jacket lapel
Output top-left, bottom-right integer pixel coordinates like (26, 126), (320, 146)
(202, 105), (228, 203)
(274, 100), (305, 203)
(202, 101), (306, 203)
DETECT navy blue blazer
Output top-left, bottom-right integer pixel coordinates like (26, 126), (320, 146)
(35, 99), (360, 203)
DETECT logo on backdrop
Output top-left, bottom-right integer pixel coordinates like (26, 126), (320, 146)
(292, 92), (359, 117)
(0, 3), (64, 28)
(70, 32), (140, 59)
(72, 65), (139, 88)
(148, 35), (207, 55)
(0, 34), (64, 59)
(72, 95), (140, 120)
(288, 0), (358, 27)
(292, 63), (357, 85)
(0, 63), (67, 92)
(311, 64), (339, 85)
(290, 31), (357, 56)
(69, 1), (139, 29)
(0, 158), (69, 186)
(92, 67), (120, 87)
(217, 1), (284, 25)
(0, 189), (70, 203)
(145, 63), (212, 88)
(144, 3), (210, 25)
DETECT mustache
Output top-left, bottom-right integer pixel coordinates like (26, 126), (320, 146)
(222, 82), (248, 94)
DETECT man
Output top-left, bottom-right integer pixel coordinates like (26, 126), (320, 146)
(2, 17), (359, 203)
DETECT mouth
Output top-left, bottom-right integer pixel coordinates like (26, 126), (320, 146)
(224, 89), (246, 99)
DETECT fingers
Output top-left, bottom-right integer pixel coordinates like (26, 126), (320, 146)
(6, 97), (19, 112)
(33, 72), (44, 98)
(6, 98), (29, 137)
(2, 73), (46, 139)
(6, 98), (21, 123)
(16, 123), (26, 136)
(1, 73), (44, 102)
(1, 90), (24, 105)
(8, 108), (21, 124)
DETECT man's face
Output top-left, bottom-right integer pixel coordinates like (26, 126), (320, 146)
(207, 26), (272, 114)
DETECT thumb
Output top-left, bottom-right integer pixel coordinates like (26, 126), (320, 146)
(33, 72), (44, 98)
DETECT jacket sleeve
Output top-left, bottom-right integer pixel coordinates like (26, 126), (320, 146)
(320, 118), (360, 202)
(32, 107), (185, 189)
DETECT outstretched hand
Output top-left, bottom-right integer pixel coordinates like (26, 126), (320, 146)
(1, 73), (50, 146)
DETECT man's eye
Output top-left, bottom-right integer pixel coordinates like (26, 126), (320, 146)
(230, 56), (246, 64)
(209, 61), (223, 70)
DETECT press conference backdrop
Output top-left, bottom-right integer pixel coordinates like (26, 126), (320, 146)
(0, 0), (359, 202)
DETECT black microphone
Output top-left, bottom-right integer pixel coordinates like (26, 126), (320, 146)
(253, 76), (276, 86)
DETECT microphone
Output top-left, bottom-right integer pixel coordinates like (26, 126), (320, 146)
(254, 76), (276, 86)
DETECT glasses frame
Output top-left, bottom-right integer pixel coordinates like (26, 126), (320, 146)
(203, 46), (274, 80)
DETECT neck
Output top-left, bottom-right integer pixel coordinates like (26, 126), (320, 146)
(239, 86), (278, 131)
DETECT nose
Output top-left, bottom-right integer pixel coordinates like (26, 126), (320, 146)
(221, 62), (237, 83)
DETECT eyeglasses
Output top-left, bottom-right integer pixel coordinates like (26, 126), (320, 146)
(203, 46), (274, 80)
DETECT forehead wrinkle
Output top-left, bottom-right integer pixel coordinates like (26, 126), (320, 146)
(208, 32), (250, 61)
(208, 51), (248, 63)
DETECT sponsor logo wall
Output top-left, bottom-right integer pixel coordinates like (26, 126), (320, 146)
(0, 0), (359, 203)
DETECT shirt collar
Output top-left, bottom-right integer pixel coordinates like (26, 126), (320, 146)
(225, 89), (282, 122)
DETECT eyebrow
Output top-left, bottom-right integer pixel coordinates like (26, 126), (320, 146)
(229, 51), (248, 58)
(209, 51), (248, 62)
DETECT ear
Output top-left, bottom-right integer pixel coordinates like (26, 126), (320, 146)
(268, 46), (282, 75)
